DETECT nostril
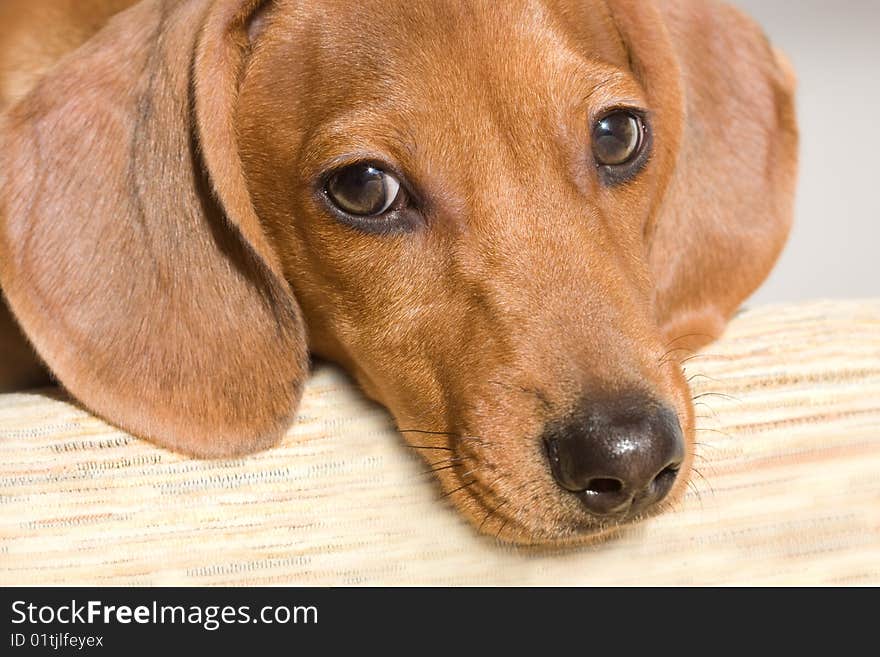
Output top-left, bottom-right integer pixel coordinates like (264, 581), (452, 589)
(652, 465), (680, 492)
(585, 477), (623, 495)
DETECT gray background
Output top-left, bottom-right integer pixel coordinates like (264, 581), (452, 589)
(730, 0), (879, 304)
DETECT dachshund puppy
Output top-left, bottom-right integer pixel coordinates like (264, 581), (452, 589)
(0, 0), (797, 545)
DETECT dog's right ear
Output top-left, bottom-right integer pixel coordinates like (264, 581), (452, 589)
(0, 0), (308, 458)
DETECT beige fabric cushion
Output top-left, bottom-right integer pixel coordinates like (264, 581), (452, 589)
(1, 300), (878, 585)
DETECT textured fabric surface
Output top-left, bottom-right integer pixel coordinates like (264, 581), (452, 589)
(1, 300), (878, 585)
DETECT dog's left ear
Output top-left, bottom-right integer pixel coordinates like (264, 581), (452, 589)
(0, 0), (308, 457)
(608, 0), (798, 350)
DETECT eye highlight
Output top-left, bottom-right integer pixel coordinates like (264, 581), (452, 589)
(326, 164), (403, 217)
(591, 110), (650, 184)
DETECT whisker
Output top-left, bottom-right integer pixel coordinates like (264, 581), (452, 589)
(479, 500), (509, 533)
(679, 353), (720, 366)
(693, 440), (724, 452)
(424, 463), (462, 475)
(440, 481), (476, 499)
(496, 512), (513, 541)
(426, 455), (465, 467)
(686, 479), (704, 510)
(695, 428), (733, 439)
(423, 453), (477, 472)
(693, 401), (720, 420)
(406, 445), (455, 452)
(398, 428), (457, 437)
(691, 467), (717, 498)
(693, 392), (741, 404)
(398, 428), (487, 446)
(664, 332), (715, 348)
(687, 373), (722, 384)
(658, 346), (693, 362)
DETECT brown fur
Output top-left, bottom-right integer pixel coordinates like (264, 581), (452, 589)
(0, 0), (797, 545)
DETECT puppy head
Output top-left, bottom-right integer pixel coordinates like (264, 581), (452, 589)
(0, 0), (797, 544)
(235, 0), (796, 543)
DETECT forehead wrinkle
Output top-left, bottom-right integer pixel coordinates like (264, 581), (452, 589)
(292, 0), (648, 224)
(382, 7), (645, 161)
(296, 0), (645, 129)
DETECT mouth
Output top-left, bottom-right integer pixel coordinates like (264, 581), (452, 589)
(416, 444), (689, 547)
(401, 399), (693, 546)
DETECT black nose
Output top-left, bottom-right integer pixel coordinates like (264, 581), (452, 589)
(544, 394), (684, 516)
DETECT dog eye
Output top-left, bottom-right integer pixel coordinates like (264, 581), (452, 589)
(592, 111), (645, 168)
(326, 164), (402, 216)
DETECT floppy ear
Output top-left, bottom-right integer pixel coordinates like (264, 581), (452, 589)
(0, 0), (308, 457)
(609, 0), (798, 350)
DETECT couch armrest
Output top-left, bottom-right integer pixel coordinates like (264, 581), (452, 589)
(1, 300), (878, 585)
